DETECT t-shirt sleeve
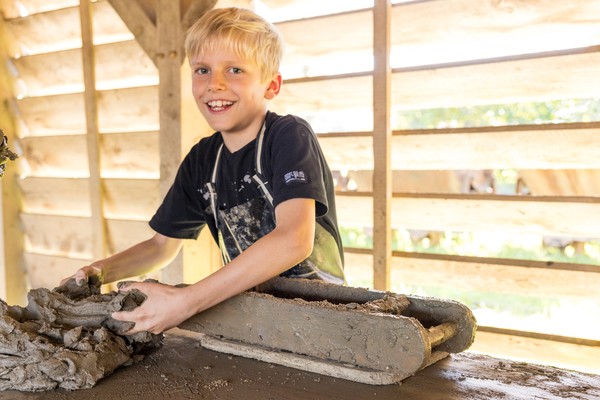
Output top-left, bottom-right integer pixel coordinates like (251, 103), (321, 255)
(268, 117), (329, 217)
(149, 144), (207, 239)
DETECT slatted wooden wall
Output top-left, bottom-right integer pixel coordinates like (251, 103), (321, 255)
(264, 0), (600, 371)
(1, 0), (162, 293)
(1, 0), (599, 372)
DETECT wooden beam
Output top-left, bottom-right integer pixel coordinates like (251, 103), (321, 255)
(79, 0), (109, 260)
(156, 0), (183, 284)
(107, 0), (158, 65)
(182, 0), (218, 32)
(371, 0), (392, 290)
(0, 17), (26, 305)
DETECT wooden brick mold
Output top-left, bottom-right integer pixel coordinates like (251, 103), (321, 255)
(179, 277), (476, 385)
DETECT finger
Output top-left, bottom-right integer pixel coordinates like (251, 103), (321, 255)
(74, 270), (88, 286)
(112, 310), (145, 334)
(117, 281), (142, 292)
(112, 309), (133, 322)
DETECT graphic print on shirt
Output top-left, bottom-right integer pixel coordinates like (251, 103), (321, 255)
(284, 170), (307, 184)
(206, 196), (275, 260)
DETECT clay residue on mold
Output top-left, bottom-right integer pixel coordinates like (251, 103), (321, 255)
(0, 279), (162, 392)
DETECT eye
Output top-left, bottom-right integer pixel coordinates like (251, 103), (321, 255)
(194, 67), (209, 75)
(229, 67), (243, 74)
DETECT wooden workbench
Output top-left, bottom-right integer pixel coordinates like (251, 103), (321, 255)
(3, 330), (598, 400)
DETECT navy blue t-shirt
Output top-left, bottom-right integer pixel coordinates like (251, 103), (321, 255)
(150, 111), (344, 277)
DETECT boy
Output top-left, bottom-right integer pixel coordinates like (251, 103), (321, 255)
(61, 7), (345, 334)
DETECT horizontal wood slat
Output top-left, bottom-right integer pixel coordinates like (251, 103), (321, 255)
(1, 1), (79, 20)
(274, 50), (600, 121)
(4, 1), (131, 56)
(23, 252), (162, 290)
(275, 0), (600, 77)
(16, 86), (159, 135)
(336, 194), (600, 239)
(19, 131), (159, 177)
(318, 124), (600, 171)
(471, 331), (600, 375)
(344, 251), (600, 301)
(21, 213), (155, 258)
(13, 40), (157, 96)
(24, 252), (88, 289)
(19, 177), (160, 219)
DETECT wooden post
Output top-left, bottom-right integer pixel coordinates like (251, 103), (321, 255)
(157, 0), (184, 284)
(372, 0), (392, 290)
(79, 0), (109, 261)
(0, 17), (26, 304)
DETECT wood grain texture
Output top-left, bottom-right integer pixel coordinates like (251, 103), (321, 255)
(276, 0), (600, 74)
(19, 131), (159, 177)
(336, 194), (600, 239)
(318, 125), (600, 171)
(372, 0), (392, 290)
(12, 40), (157, 97)
(2, 332), (598, 399)
(3, 1), (131, 56)
(344, 252), (600, 301)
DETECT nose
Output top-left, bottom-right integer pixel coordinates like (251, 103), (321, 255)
(208, 71), (225, 92)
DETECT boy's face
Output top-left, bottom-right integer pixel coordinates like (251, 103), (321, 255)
(189, 46), (281, 138)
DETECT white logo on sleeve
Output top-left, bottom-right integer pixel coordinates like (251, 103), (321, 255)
(284, 170), (307, 184)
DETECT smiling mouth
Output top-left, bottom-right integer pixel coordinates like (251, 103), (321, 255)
(207, 100), (234, 111)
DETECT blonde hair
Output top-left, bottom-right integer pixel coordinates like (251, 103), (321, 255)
(185, 7), (284, 83)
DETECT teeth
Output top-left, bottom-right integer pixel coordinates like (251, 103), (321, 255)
(208, 100), (233, 108)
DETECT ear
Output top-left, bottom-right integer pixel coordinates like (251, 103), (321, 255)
(264, 73), (282, 100)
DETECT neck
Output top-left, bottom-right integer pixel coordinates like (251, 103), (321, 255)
(221, 115), (266, 153)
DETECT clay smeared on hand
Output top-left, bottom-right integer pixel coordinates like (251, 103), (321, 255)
(0, 279), (163, 392)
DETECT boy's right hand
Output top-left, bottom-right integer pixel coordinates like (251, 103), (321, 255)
(59, 265), (104, 288)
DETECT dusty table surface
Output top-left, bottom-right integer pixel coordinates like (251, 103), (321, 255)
(2, 330), (598, 400)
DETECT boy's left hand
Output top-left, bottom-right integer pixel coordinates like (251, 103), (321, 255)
(112, 281), (194, 335)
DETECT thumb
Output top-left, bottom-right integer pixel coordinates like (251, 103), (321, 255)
(74, 270), (88, 286)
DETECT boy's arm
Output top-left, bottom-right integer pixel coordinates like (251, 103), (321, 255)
(112, 198), (315, 334)
(60, 233), (184, 286)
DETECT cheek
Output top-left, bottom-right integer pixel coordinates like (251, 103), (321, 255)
(191, 81), (202, 97)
